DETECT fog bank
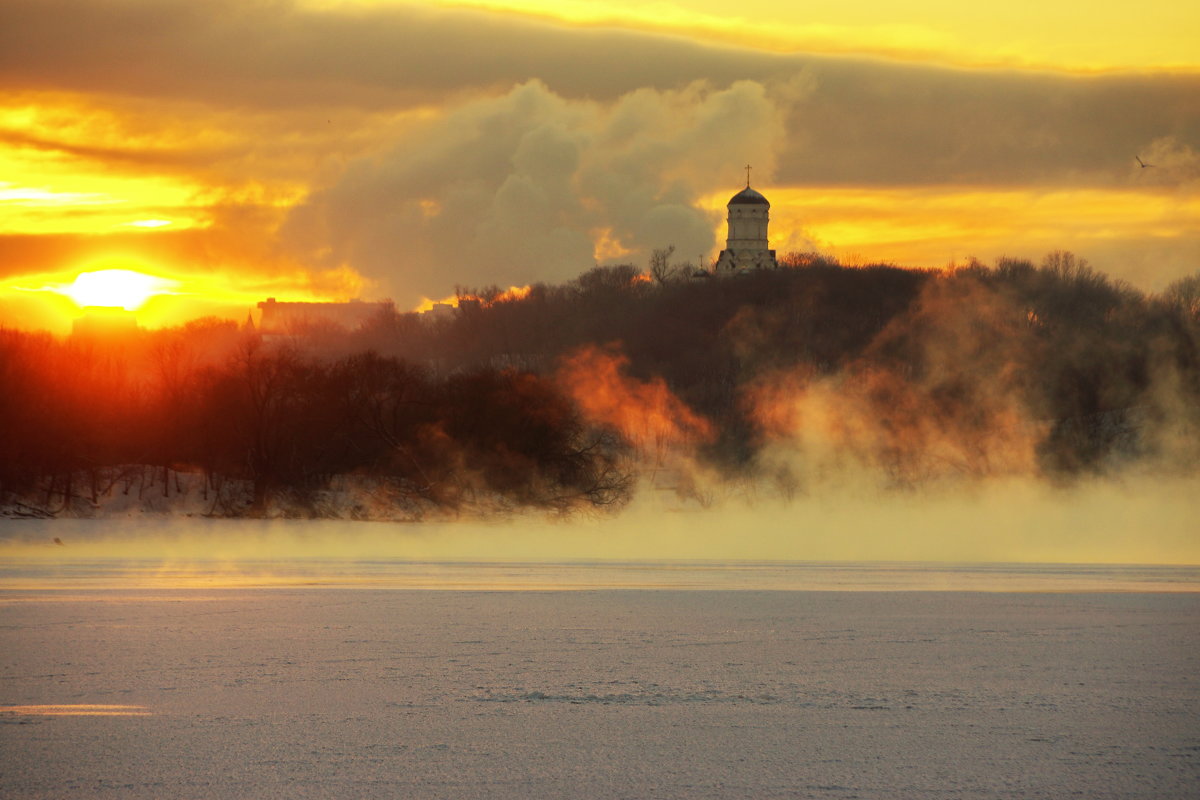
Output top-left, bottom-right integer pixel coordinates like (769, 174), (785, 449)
(3, 472), (1197, 571)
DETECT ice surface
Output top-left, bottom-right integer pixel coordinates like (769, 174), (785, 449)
(2, 587), (1198, 799)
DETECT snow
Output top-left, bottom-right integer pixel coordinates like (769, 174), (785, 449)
(0, 467), (425, 521)
(2, 583), (1198, 798)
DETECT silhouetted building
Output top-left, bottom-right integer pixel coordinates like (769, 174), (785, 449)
(422, 302), (456, 323)
(256, 298), (388, 334)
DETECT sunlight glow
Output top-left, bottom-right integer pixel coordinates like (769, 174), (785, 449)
(61, 269), (178, 311)
(413, 285), (532, 313)
(0, 101), (208, 235)
(0, 260), (371, 334)
(0, 182), (112, 206)
(0, 151), (203, 235)
(591, 227), (634, 261)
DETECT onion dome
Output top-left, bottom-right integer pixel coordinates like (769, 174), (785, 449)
(728, 186), (769, 207)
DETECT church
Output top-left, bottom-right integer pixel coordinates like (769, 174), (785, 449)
(713, 169), (778, 274)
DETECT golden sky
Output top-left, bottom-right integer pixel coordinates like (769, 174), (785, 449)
(1, 0), (1197, 332)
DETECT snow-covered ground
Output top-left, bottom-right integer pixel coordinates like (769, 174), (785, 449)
(2, 585), (1197, 799)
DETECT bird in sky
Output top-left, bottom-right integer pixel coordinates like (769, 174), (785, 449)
(1135, 155), (1155, 168)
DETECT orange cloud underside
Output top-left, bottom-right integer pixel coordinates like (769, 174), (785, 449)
(0, 101), (211, 234)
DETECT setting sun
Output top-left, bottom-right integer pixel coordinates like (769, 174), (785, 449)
(61, 269), (177, 311)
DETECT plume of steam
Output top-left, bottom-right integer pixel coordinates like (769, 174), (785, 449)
(557, 345), (713, 465)
(744, 274), (1049, 493)
(282, 79), (785, 306)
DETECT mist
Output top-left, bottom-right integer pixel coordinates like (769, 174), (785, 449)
(3, 252), (1199, 566)
(4, 467), (1198, 571)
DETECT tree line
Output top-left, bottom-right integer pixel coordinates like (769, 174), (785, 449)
(2, 250), (1198, 516)
(0, 326), (628, 517)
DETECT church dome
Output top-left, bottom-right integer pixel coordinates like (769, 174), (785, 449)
(728, 186), (769, 207)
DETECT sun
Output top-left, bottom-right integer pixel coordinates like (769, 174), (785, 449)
(61, 269), (176, 311)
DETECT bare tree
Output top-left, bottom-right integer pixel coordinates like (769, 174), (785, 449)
(649, 245), (677, 285)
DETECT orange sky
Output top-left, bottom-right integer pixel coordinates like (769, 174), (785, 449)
(1, 0), (1197, 333)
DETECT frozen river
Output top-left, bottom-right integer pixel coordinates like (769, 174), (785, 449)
(2, 565), (1198, 799)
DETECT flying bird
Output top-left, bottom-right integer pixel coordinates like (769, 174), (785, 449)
(1135, 156), (1155, 168)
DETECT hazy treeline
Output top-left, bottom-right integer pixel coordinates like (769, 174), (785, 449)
(0, 324), (628, 517)
(2, 251), (1198, 517)
(348, 251), (1200, 487)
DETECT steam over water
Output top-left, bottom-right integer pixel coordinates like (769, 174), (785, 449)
(3, 554), (1199, 593)
(4, 520), (1198, 798)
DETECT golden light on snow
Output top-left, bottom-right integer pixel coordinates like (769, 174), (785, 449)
(0, 704), (151, 717)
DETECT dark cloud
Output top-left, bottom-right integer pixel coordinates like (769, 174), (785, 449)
(0, 128), (217, 169)
(0, 0), (784, 107)
(2, 1), (1196, 187)
(780, 67), (1200, 186)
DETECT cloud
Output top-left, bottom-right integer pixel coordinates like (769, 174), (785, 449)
(3, 1), (1196, 190)
(776, 69), (1200, 187)
(0, 0), (784, 107)
(281, 78), (787, 303)
(1, 0), (1197, 308)
(1134, 136), (1200, 187)
(760, 185), (1200, 289)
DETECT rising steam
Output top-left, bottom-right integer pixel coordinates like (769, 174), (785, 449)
(3, 253), (1199, 564)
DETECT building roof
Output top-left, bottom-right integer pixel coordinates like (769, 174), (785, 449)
(728, 186), (769, 206)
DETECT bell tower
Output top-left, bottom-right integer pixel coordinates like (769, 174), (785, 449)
(714, 166), (777, 274)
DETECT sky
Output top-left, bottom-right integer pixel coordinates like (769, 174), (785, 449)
(0, 0), (1198, 332)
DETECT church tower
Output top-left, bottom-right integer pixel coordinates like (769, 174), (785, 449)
(714, 167), (777, 274)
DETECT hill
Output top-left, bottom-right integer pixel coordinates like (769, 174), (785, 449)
(2, 252), (1198, 519)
